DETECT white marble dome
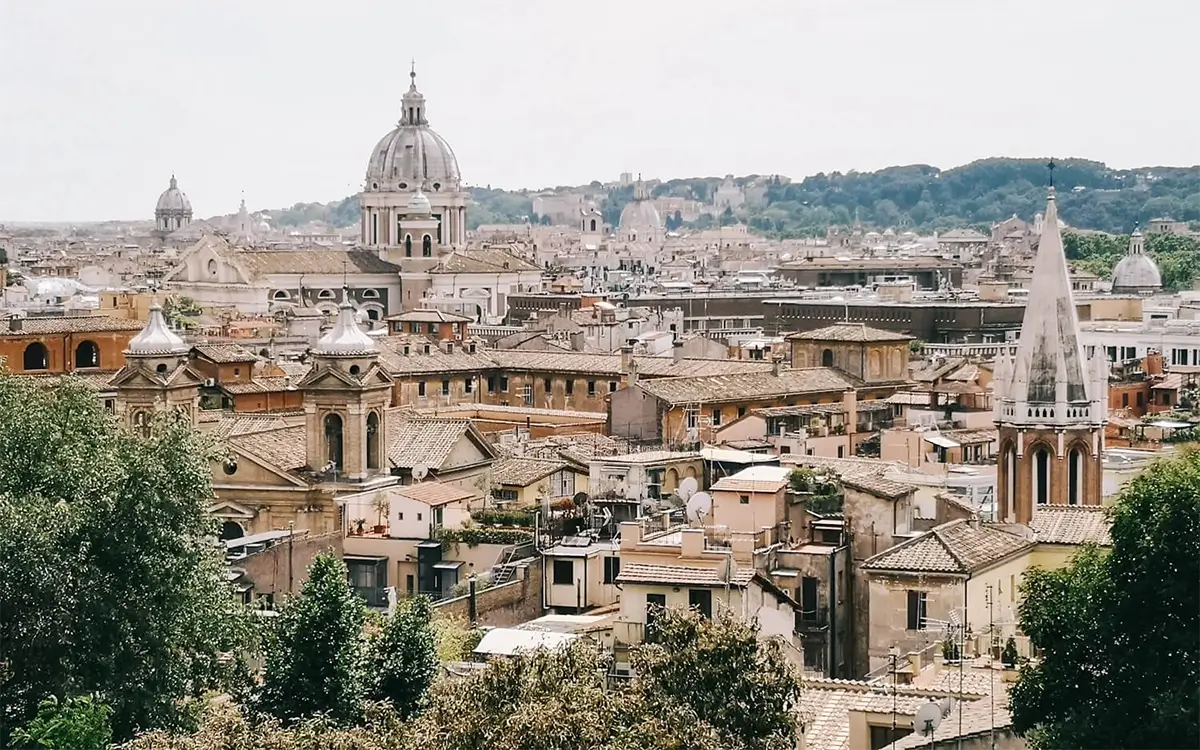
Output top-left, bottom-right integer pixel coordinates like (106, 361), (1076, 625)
(364, 71), (460, 190)
(1112, 253), (1162, 294)
(156, 175), (192, 213)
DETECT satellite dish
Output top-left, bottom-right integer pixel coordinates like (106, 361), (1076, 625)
(573, 491), (589, 506)
(915, 699), (943, 736)
(411, 463), (430, 481)
(685, 492), (712, 523)
(677, 477), (699, 502)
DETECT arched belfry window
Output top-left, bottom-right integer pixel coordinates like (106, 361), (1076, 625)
(1068, 447), (1084, 505)
(422, 235), (432, 257)
(405, 234), (413, 257)
(590, 219), (597, 232)
(1004, 445), (1016, 519)
(367, 411), (381, 470)
(75, 340), (100, 369)
(1033, 446), (1052, 505)
(324, 413), (344, 470)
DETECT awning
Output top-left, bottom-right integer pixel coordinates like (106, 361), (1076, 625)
(1148, 420), (1193, 429)
(923, 434), (961, 449)
(433, 561), (464, 571)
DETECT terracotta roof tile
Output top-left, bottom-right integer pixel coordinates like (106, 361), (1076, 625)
(192, 342), (258, 363)
(0, 316), (143, 335)
(387, 418), (474, 470)
(227, 425), (307, 472)
(1029, 505), (1111, 546)
(491, 457), (567, 487)
(616, 562), (755, 588)
(786, 323), (913, 343)
(394, 481), (476, 508)
(636, 368), (856, 406)
(862, 520), (1033, 574)
(431, 248), (540, 274)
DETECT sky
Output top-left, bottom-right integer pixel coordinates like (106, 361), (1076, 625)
(1, 0), (1197, 222)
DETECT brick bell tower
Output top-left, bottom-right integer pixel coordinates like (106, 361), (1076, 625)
(993, 184), (1108, 524)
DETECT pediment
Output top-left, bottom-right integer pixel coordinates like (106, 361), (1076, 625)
(296, 362), (393, 390)
(207, 499), (257, 519)
(220, 444), (310, 488)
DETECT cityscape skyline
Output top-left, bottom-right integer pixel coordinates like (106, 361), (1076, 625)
(2, 0), (1198, 222)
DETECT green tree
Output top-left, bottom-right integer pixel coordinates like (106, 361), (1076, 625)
(0, 376), (246, 743)
(11, 695), (113, 750)
(257, 554), (368, 725)
(1011, 450), (1200, 749)
(370, 596), (439, 719)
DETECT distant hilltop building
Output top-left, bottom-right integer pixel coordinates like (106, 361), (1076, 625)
(154, 175), (192, 239)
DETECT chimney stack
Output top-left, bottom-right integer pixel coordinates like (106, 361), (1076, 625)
(8, 317), (21, 332)
(673, 340), (684, 364)
(772, 356), (784, 376)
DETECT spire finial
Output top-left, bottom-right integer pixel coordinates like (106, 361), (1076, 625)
(342, 258), (349, 291)
(1047, 158), (1057, 189)
(169, 174), (177, 189)
(410, 59), (416, 84)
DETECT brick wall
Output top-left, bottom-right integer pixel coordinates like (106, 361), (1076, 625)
(433, 557), (544, 627)
(240, 530), (344, 599)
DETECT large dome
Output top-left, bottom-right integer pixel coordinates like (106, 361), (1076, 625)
(364, 70), (460, 190)
(619, 200), (662, 233)
(1112, 253), (1162, 293)
(156, 175), (192, 213)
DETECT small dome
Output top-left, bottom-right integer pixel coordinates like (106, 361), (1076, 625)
(314, 301), (377, 357)
(126, 303), (189, 356)
(1112, 253), (1162, 294)
(619, 199), (662, 234)
(407, 189), (432, 214)
(156, 175), (192, 213)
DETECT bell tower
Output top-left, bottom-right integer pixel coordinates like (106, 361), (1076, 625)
(994, 185), (1107, 524)
(110, 301), (201, 435)
(297, 296), (394, 482)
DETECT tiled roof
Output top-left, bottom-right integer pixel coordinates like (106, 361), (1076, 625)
(395, 481), (476, 508)
(227, 248), (399, 278)
(0, 315), (143, 335)
(192, 342), (258, 363)
(24, 372), (120, 392)
(841, 474), (917, 500)
(862, 520), (1033, 574)
(220, 377), (297, 394)
(431, 248), (540, 274)
(636, 368), (856, 406)
(387, 418), (476, 470)
(786, 323), (913, 343)
(384, 308), (473, 323)
(1030, 505), (1111, 546)
(227, 425), (307, 472)
(375, 338), (495, 375)
(710, 476), (788, 493)
(616, 562), (755, 588)
(491, 457), (568, 487)
(211, 414), (293, 439)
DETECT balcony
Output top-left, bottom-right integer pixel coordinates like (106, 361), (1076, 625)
(795, 605), (829, 631)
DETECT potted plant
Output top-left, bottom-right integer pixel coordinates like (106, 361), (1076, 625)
(352, 518), (366, 536)
(1001, 636), (1020, 681)
(371, 493), (389, 534)
(942, 636), (961, 664)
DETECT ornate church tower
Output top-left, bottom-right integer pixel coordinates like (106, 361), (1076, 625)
(110, 302), (202, 434)
(297, 297), (394, 483)
(994, 187), (1108, 524)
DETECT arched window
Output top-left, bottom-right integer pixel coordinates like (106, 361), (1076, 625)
(324, 413), (344, 470)
(361, 288), (379, 299)
(367, 411), (381, 470)
(22, 342), (48, 371)
(74, 340), (100, 369)
(318, 289), (337, 300)
(367, 308), (380, 321)
(133, 410), (153, 439)
(219, 521), (245, 541)
(1068, 447), (1083, 505)
(1004, 445), (1016, 521)
(405, 234), (413, 257)
(272, 289), (291, 300)
(422, 234), (432, 257)
(1033, 446), (1052, 506)
(590, 219), (597, 232)
(821, 348), (834, 367)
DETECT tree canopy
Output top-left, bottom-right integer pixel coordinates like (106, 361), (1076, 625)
(0, 375), (246, 744)
(1010, 449), (1200, 750)
(1065, 231), (1200, 292)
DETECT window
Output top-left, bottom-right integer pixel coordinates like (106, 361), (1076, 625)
(406, 575), (415, 596)
(1033, 446), (1051, 505)
(646, 593), (667, 639)
(799, 576), (819, 621)
(603, 556), (621, 584)
(74, 340), (100, 369)
(688, 588), (713, 618)
(737, 406), (747, 418)
(487, 375), (497, 392)
(464, 378), (473, 393)
(417, 513), (422, 522)
(22, 342), (48, 371)
(418, 381), (426, 397)
(404, 235), (412, 256)
(494, 488), (519, 501)
(739, 494), (750, 505)
(906, 590), (928, 630)
(610, 381), (618, 392)
(1136, 391), (1144, 407)
(318, 288), (336, 300)
(553, 559), (574, 586)
(686, 409), (698, 429)
(821, 348), (834, 367)
(422, 234), (432, 257)
(1121, 392), (1129, 407)
(1068, 447), (1083, 505)
(587, 380), (596, 396)
(366, 411), (381, 470)
(870, 725), (912, 749)
(441, 379), (450, 396)
(544, 377), (552, 392)
(565, 379), (574, 395)
(837, 445), (845, 458)
(323, 414), (343, 469)
(500, 375), (509, 392)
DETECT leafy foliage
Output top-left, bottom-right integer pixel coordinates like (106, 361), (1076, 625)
(469, 507), (537, 527)
(433, 526), (533, 548)
(369, 596), (439, 720)
(11, 695), (113, 750)
(256, 553), (368, 726)
(1011, 450), (1200, 749)
(429, 613), (484, 662)
(0, 375), (247, 742)
(1065, 231), (1200, 291)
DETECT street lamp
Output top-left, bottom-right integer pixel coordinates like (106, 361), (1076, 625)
(888, 645), (901, 748)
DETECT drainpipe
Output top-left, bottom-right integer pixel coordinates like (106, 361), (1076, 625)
(828, 543), (837, 676)
(468, 575), (477, 626)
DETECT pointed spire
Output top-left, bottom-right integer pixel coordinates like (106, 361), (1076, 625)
(313, 297), (377, 357)
(1005, 189), (1091, 404)
(126, 300), (188, 356)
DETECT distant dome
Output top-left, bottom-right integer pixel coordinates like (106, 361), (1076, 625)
(156, 175), (192, 213)
(1112, 254), (1162, 294)
(364, 71), (460, 189)
(314, 301), (377, 357)
(126, 303), (189, 356)
(619, 200), (662, 232)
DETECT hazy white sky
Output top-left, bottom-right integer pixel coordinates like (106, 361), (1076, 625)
(1, 0), (1197, 222)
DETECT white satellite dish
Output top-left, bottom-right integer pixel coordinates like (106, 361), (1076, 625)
(411, 463), (430, 481)
(677, 477), (699, 502)
(685, 492), (712, 523)
(915, 699), (943, 736)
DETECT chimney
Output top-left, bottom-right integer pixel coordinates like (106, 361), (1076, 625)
(619, 521), (642, 550)
(570, 330), (585, 351)
(673, 340), (685, 364)
(8, 317), (21, 332)
(680, 528), (705, 558)
(620, 345), (633, 373)
(842, 388), (858, 433)
(772, 356), (784, 376)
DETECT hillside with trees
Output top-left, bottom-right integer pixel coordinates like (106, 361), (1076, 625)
(263, 158), (1199, 237)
